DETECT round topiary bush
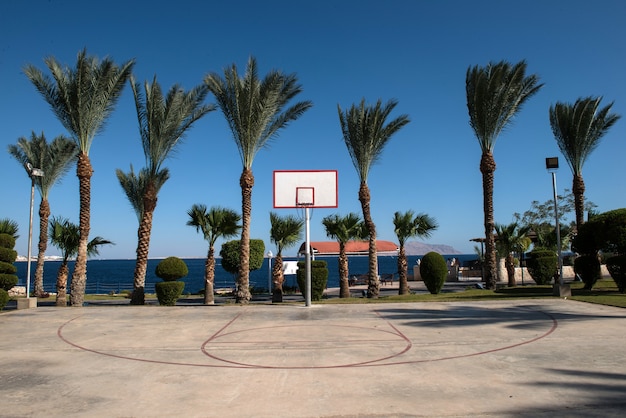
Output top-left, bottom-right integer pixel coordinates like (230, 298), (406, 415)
(606, 255), (626, 293)
(574, 254), (601, 290)
(0, 288), (9, 311)
(420, 251), (447, 294)
(0, 233), (15, 251)
(296, 260), (328, 301)
(155, 257), (188, 281)
(526, 249), (557, 285)
(0, 273), (19, 291)
(155, 281), (186, 306)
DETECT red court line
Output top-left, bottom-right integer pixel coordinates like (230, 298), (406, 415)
(56, 307), (559, 370)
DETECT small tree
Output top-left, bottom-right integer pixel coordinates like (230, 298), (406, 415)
(296, 260), (329, 301)
(154, 257), (188, 306)
(220, 239), (265, 291)
(269, 212), (303, 302)
(0, 233), (19, 295)
(526, 249), (557, 285)
(420, 252), (447, 294)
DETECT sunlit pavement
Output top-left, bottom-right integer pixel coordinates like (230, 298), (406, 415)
(1, 299), (626, 417)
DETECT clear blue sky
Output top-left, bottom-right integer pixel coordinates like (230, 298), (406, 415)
(1, 0), (625, 259)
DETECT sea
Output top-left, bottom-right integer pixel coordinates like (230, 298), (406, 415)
(14, 254), (478, 295)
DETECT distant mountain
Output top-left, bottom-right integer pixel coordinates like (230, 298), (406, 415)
(403, 242), (462, 256)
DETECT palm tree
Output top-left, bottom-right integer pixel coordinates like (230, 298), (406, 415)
(393, 211), (438, 295)
(322, 213), (365, 298)
(0, 219), (19, 239)
(186, 205), (241, 304)
(494, 222), (531, 287)
(549, 97), (621, 230)
(269, 212), (304, 302)
(8, 132), (77, 297)
(466, 60), (543, 290)
(204, 57), (313, 303)
(338, 98), (410, 298)
(24, 49), (134, 306)
(48, 216), (113, 306)
(123, 76), (214, 305)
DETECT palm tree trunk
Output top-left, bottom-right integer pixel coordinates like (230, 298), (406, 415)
(131, 184), (158, 305)
(398, 245), (409, 295)
(339, 243), (350, 298)
(272, 253), (284, 303)
(56, 262), (69, 307)
(204, 246), (215, 305)
(34, 199), (50, 297)
(506, 253), (516, 287)
(70, 152), (92, 307)
(237, 168), (254, 304)
(480, 152), (497, 290)
(573, 174), (586, 231)
(359, 182), (379, 298)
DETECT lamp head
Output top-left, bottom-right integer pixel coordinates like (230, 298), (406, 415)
(545, 157), (559, 170)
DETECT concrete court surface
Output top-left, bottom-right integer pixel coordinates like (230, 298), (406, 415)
(1, 299), (626, 417)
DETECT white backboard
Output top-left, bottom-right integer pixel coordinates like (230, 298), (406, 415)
(273, 170), (338, 208)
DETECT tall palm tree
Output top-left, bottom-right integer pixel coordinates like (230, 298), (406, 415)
(48, 216), (113, 306)
(269, 212), (304, 303)
(124, 75), (214, 305)
(204, 57), (313, 304)
(549, 97), (621, 230)
(338, 98), (410, 298)
(24, 49), (134, 306)
(393, 211), (438, 295)
(186, 205), (241, 304)
(494, 222), (531, 287)
(322, 213), (365, 298)
(466, 60), (543, 290)
(8, 132), (77, 297)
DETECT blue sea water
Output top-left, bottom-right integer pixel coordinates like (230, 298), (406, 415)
(15, 254), (478, 295)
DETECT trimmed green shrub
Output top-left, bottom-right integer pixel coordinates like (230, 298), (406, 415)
(0, 273), (19, 291)
(574, 255), (601, 290)
(420, 252), (447, 294)
(0, 261), (17, 274)
(606, 255), (626, 293)
(155, 281), (185, 305)
(0, 289), (9, 311)
(526, 249), (557, 285)
(0, 233), (15, 250)
(296, 260), (329, 301)
(219, 239), (265, 274)
(155, 257), (188, 281)
(0, 247), (17, 263)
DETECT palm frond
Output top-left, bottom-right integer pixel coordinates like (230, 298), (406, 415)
(549, 96), (621, 175)
(466, 60), (543, 152)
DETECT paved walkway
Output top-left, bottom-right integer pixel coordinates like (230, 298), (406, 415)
(2, 298), (626, 417)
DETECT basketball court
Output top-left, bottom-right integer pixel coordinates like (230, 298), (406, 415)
(2, 299), (626, 417)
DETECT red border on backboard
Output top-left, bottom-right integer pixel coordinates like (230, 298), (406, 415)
(273, 170), (338, 209)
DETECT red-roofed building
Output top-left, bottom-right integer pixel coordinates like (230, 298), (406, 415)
(298, 240), (399, 256)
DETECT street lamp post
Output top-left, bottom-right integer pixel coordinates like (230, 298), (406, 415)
(25, 163), (44, 302)
(267, 250), (273, 294)
(545, 157), (569, 297)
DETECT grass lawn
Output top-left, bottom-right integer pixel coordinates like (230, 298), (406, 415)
(320, 279), (626, 308)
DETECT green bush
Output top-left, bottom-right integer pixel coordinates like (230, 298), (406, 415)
(296, 260), (328, 301)
(606, 255), (626, 293)
(0, 261), (17, 275)
(219, 239), (265, 274)
(155, 257), (188, 281)
(526, 249), (557, 285)
(574, 255), (601, 290)
(0, 233), (15, 250)
(0, 247), (17, 263)
(420, 252), (447, 294)
(0, 273), (18, 291)
(0, 288), (9, 311)
(155, 281), (185, 305)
